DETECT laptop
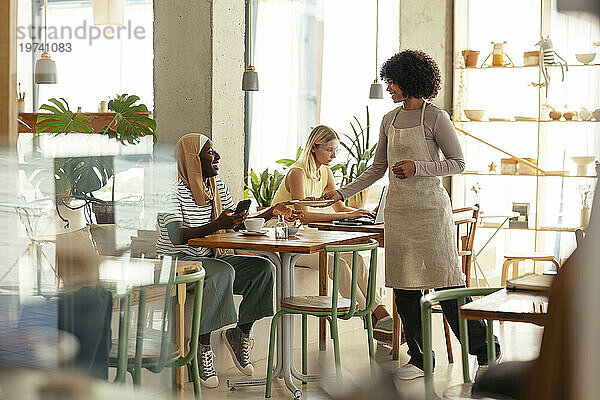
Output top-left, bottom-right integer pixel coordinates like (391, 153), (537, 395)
(334, 186), (387, 226)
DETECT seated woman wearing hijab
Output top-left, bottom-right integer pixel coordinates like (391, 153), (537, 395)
(156, 133), (301, 388)
(271, 125), (394, 344)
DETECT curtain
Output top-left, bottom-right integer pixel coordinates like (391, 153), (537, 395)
(248, 0), (399, 174)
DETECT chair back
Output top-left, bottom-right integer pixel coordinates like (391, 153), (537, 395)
(324, 239), (379, 319)
(130, 262), (205, 375)
(452, 204), (480, 286)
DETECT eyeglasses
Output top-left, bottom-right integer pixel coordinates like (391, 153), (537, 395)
(317, 145), (340, 156)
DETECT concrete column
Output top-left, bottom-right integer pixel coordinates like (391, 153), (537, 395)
(399, 0), (453, 112)
(154, 0), (245, 200)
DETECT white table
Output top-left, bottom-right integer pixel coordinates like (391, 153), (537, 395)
(189, 229), (378, 399)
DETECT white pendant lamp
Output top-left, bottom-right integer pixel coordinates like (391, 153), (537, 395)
(92, 0), (125, 25)
(242, 0), (259, 91)
(369, 0), (383, 99)
(34, 0), (57, 84)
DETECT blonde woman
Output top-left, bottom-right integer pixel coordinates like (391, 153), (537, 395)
(271, 125), (393, 343)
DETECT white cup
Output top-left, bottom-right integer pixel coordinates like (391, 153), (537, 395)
(244, 217), (265, 232)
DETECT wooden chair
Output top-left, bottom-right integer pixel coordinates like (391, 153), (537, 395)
(265, 240), (379, 398)
(501, 252), (560, 287)
(429, 205), (480, 364)
(108, 265), (205, 399)
(391, 205), (480, 363)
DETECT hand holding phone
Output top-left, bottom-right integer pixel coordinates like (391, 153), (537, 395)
(235, 199), (252, 215)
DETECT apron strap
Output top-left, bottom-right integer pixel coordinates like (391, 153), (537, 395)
(391, 108), (401, 126)
(420, 100), (427, 126)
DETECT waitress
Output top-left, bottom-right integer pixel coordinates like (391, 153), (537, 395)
(323, 50), (500, 380)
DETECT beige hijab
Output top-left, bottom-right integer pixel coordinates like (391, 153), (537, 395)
(175, 133), (226, 256)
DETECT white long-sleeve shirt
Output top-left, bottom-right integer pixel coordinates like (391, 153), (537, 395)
(338, 102), (465, 199)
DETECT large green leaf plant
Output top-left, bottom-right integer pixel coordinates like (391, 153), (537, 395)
(244, 168), (285, 208)
(275, 146), (303, 170)
(332, 106), (377, 187)
(99, 94), (157, 144)
(27, 95), (155, 224)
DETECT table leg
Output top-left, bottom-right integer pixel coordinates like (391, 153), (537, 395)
(227, 251), (283, 390)
(176, 283), (186, 393)
(318, 250), (327, 351)
(392, 292), (400, 360)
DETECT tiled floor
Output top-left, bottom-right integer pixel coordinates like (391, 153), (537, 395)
(142, 314), (542, 400)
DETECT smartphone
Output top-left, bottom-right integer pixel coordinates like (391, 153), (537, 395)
(234, 199), (252, 215)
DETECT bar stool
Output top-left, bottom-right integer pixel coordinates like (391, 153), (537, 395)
(501, 251), (560, 286)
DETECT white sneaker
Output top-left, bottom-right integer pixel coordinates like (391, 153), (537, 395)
(395, 363), (425, 380)
(197, 344), (219, 388)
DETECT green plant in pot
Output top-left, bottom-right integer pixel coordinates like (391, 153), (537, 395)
(31, 95), (155, 225)
(244, 168), (285, 208)
(275, 146), (303, 170)
(331, 106), (377, 208)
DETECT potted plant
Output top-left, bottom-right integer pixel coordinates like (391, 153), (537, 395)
(332, 106), (377, 208)
(244, 168), (285, 209)
(275, 146), (303, 170)
(30, 95), (156, 225)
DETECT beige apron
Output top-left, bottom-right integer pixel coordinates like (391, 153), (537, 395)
(383, 101), (463, 289)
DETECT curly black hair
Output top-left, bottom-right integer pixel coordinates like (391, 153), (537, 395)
(380, 50), (442, 100)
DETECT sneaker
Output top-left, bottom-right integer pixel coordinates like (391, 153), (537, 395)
(197, 344), (219, 388)
(373, 316), (394, 346)
(395, 362), (425, 380)
(475, 351), (503, 382)
(222, 327), (255, 376)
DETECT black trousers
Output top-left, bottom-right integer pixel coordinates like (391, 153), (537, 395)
(394, 285), (500, 370)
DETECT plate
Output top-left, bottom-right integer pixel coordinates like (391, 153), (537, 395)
(489, 117), (512, 121)
(240, 229), (269, 236)
(514, 116), (537, 121)
(291, 200), (333, 207)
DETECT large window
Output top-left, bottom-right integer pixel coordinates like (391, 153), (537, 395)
(17, 0), (154, 113)
(247, 0), (399, 177)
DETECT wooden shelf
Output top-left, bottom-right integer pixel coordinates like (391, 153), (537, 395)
(455, 120), (600, 123)
(461, 172), (596, 178)
(479, 223), (578, 233)
(456, 63), (600, 70)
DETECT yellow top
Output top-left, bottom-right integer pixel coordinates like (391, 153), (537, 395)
(272, 164), (330, 204)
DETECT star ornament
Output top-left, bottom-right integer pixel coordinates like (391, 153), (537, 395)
(488, 162), (497, 172)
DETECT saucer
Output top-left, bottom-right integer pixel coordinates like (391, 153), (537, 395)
(240, 229), (269, 236)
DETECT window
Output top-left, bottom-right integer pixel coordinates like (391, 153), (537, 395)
(17, 0), (154, 113)
(247, 0), (399, 177)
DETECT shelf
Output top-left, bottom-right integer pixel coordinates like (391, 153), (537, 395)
(456, 63), (600, 70)
(455, 120), (600, 123)
(462, 172), (597, 178)
(479, 223), (578, 233)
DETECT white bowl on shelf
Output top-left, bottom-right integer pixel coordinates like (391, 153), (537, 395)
(464, 109), (485, 121)
(575, 53), (596, 65)
(570, 156), (596, 176)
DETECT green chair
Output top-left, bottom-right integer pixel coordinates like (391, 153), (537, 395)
(111, 287), (133, 383)
(420, 287), (502, 398)
(109, 265), (205, 399)
(265, 239), (379, 398)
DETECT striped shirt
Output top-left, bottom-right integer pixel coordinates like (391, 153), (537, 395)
(156, 178), (235, 258)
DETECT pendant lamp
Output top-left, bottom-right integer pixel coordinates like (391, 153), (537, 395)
(242, 0), (259, 91)
(34, 0), (57, 84)
(92, 0), (125, 26)
(369, 0), (383, 99)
